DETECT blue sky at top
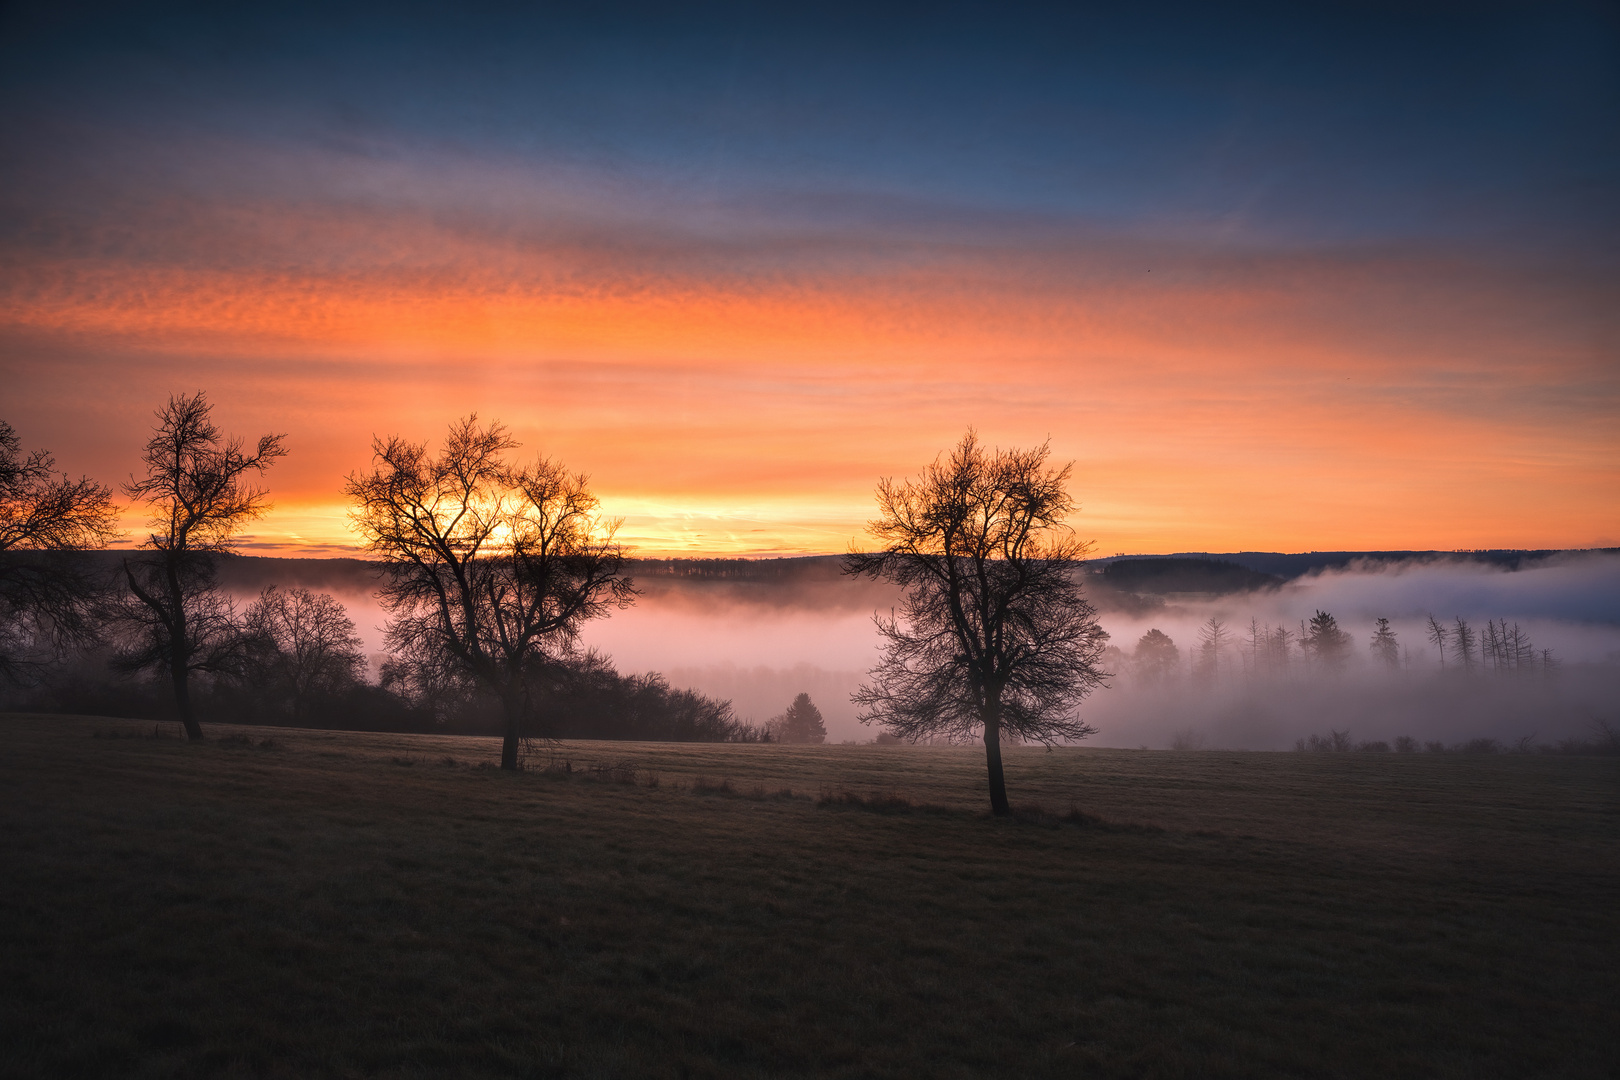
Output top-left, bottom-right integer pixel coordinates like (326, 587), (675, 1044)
(3, 1), (1616, 257)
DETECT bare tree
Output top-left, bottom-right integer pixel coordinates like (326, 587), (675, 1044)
(1424, 614), (1448, 669)
(844, 431), (1109, 816)
(345, 416), (635, 770)
(1369, 617), (1400, 668)
(1195, 617), (1231, 681)
(1267, 624), (1294, 677)
(1244, 618), (1265, 678)
(117, 393), (287, 739)
(1452, 617), (1477, 672)
(243, 586), (367, 724)
(0, 420), (121, 682)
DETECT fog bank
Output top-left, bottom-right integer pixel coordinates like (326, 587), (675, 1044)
(582, 553), (1620, 747)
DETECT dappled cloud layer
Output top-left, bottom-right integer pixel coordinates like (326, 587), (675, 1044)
(5, 139), (1617, 556)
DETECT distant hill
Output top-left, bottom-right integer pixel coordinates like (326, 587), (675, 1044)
(1115, 550), (1588, 579)
(1097, 558), (1281, 596)
(67, 547), (1613, 604)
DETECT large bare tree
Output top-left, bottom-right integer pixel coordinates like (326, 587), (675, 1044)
(118, 393), (287, 739)
(0, 420), (121, 682)
(345, 417), (635, 769)
(845, 431), (1109, 815)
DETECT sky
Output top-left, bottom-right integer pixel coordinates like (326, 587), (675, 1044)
(3, 1), (1617, 556)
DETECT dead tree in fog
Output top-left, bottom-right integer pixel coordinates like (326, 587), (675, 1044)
(1452, 617), (1477, 672)
(1483, 620), (1504, 673)
(1268, 625), (1294, 677)
(345, 416), (635, 770)
(1369, 618), (1400, 668)
(0, 420), (120, 683)
(1244, 618), (1264, 677)
(1425, 614), (1448, 669)
(117, 393), (287, 739)
(845, 431), (1109, 816)
(1195, 617), (1231, 681)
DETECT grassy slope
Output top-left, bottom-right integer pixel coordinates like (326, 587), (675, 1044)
(1, 715), (1616, 1079)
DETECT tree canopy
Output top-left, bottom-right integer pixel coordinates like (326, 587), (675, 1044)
(845, 431), (1109, 814)
(345, 416), (635, 770)
(116, 393), (287, 738)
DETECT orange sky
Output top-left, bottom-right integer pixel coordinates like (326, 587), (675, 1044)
(4, 193), (1616, 556)
(4, 3), (1618, 558)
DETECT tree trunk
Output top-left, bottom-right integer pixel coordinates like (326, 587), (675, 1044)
(982, 708), (1011, 816)
(170, 654), (202, 741)
(499, 692), (523, 771)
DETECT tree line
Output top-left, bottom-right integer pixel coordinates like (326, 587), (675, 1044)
(0, 396), (774, 761)
(6, 413), (1114, 812)
(1121, 609), (1557, 685)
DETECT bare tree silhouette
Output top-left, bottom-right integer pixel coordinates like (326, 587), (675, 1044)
(345, 416), (634, 770)
(243, 586), (368, 724)
(1452, 617), (1478, 672)
(117, 393), (286, 739)
(1425, 614), (1449, 669)
(845, 431), (1109, 815)
(0, 420), (120, 683)
(1196, 617), (1232, 681)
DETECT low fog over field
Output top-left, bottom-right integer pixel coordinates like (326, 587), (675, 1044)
(206, 550), (1620, 750)
(580, 552), (1620, 749)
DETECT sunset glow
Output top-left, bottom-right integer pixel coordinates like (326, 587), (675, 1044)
(3, 5), (1616, 555)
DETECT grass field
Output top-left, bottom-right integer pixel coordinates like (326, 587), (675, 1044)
(2, 714), (1616, 1078)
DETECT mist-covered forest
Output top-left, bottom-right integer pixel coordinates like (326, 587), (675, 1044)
(7, 547), (1617, 751)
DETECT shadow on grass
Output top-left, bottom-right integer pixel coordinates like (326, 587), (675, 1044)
(1011, 802), (1169, 834)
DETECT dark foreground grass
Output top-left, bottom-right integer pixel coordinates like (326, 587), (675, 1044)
(1, 715), (1616, 1079)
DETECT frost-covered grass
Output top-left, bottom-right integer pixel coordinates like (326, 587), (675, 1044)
(2, 713), (1616, 1078)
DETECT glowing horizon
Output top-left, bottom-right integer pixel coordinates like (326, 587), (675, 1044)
(3, 5), (1616, 557)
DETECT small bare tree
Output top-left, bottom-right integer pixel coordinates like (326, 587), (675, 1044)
(243, 586), (368, 724)
(1452, 617), (1477, 672)
(118, 393), (287, 739)
(345, 417), (635, 770)
(1195, 617), (1231, 681)
(1424, 614), (1448, 669)
(0, 420), (120, 682)
(845, 431), (1109, 816)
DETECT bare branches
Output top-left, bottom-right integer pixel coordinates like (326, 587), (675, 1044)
(123, 393), (287, 556)
(846, 430), (1108, 814)
(344, 416), (635, 769)
(0, 421), (121, 683)
(115, 392), (287, 738)
(0, 420), (121, 552)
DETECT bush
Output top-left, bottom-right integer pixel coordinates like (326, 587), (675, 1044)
(1295, 730), (1354, 752)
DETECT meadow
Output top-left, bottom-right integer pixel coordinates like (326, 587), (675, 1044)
(1, 713), (1616, 1079)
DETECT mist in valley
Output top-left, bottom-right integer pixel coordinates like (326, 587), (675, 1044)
(200, 550), (1620, 750)
(580, 552), (1620, 749)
